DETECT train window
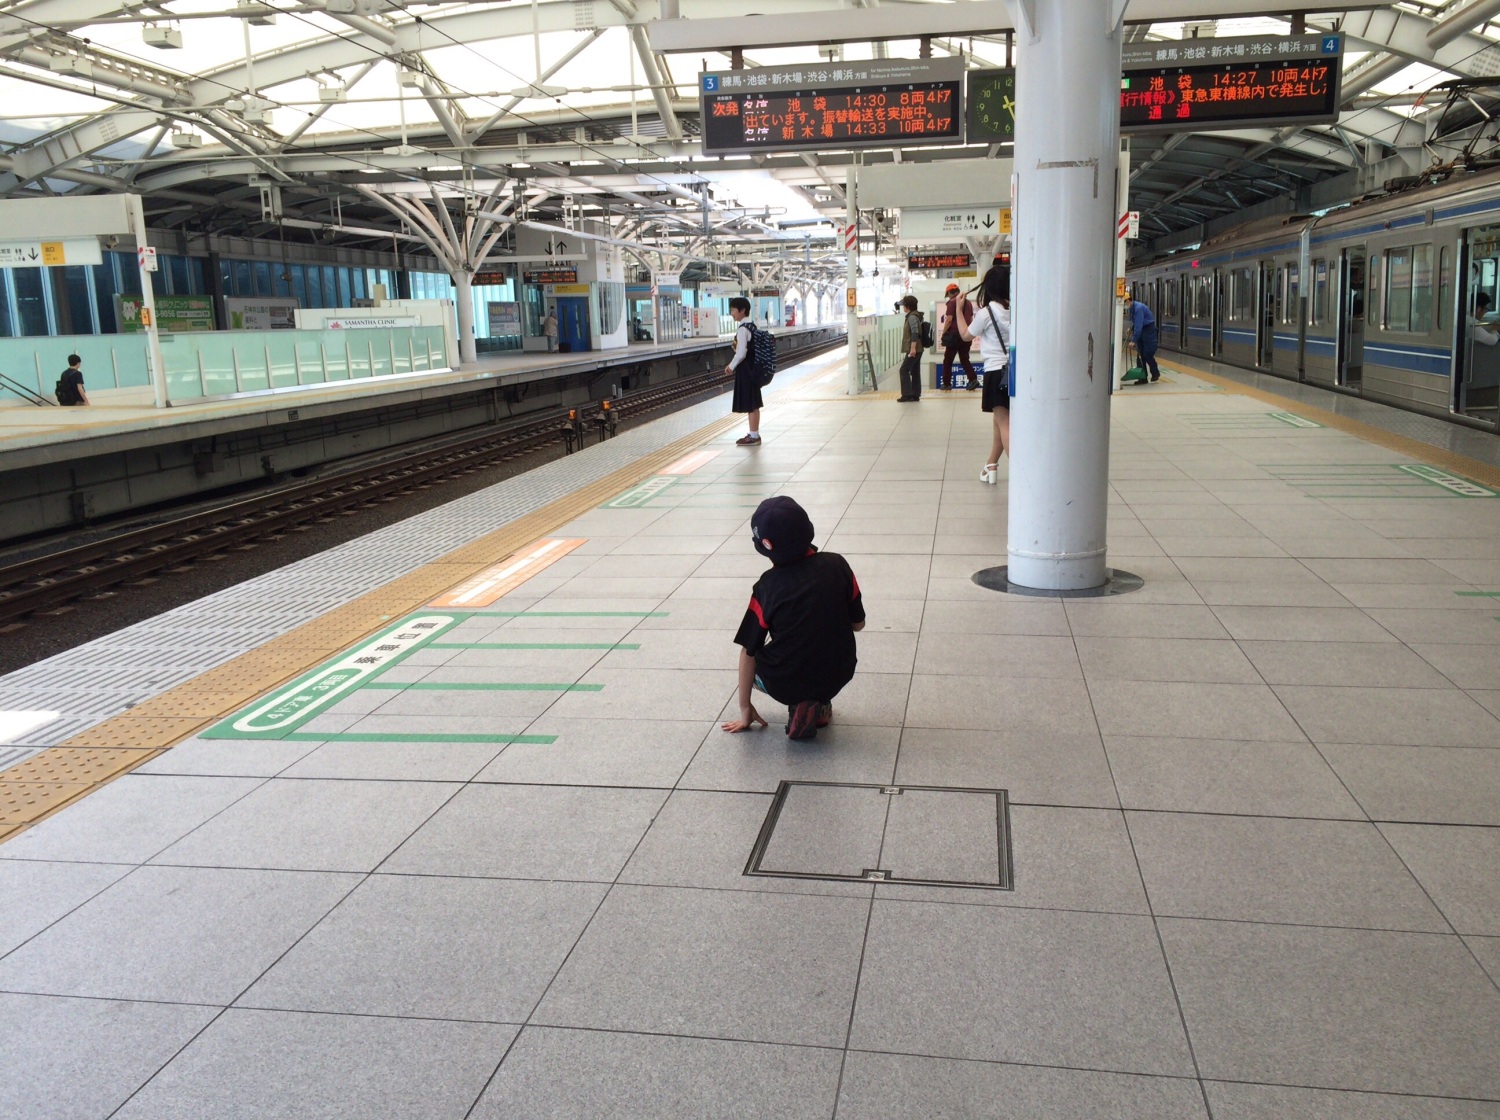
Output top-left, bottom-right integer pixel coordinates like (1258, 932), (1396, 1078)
(1385, 247), (1413, 332)
(1229, 268), (1254, 322)
(1368, 253), (1382, 326)
(1438, 247), (1450, 330)
(1285, 264), (1300, 324)
(1312, 260), (1327, 325)
(1410, 245), (1434, 333)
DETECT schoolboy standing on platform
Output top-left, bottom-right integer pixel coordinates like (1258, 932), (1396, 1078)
(722, 496), (866, 740)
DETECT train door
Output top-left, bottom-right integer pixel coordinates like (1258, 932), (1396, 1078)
(1257, 261), (1278, 367)
(1459, 228), (1499, 424)
(1211, 269), (1224, 356)
(1337, 248), (1365, 388)
(557, 295), (591, 353)
(1177, 276), (1187, 347)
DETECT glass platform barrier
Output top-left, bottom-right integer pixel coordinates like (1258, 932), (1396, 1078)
(0, 325), (450, 404)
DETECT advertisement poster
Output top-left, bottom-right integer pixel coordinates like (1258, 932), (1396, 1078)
(487, 301), (522, 337)
(226, 296), (299, 330)
(116, 294), (215, 333)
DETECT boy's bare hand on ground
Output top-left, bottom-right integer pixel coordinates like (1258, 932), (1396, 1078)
(721, 705), (768, 733)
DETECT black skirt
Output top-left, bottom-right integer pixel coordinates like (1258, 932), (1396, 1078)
(732, 366), (763, 413)
(981, 364), (1009, 413)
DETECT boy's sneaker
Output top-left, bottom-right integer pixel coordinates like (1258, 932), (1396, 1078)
(786, 700), (820, 740)
(816, 702), (833, 728)
(736, 433), (762, 446)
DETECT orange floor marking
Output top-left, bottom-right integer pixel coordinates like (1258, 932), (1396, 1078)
(429, 537), (587, 607)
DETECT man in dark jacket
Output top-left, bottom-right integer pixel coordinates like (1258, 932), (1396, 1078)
(897, 295), (925, 402)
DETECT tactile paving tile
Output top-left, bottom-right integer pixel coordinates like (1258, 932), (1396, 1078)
(0, 782), (86, 825)
(0, 748), (154, 785)
(121, 693), (250, 719)
(64, 717), (205, 748)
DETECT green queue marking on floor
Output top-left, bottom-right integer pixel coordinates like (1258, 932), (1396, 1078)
(1455, 591), (1500, 598)
(1267, 463), (1497, 499)
(1181, 412), (1317, 431)
(203, 609), (621, 742)
(1394, 464), (1497, 498)
(429, 642), (640, 650)
(363, 681), (603, 691)
(477, 611), (669, 617)
(605, 475), (679, 508)
(1268, 411), (1323, 428)
(279, 732), (558, 745)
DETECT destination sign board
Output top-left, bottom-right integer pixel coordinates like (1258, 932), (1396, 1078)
(699, 58), (963, 156)
(1120, 34), (1343, 132)
(523, 268), (577, 285)
(473, 270), (510, 286)
(966, 68), (1015, 143)
(908, 252), (974, 270)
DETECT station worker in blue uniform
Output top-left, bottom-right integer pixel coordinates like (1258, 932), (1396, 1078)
(1127, 297), (1160, 382)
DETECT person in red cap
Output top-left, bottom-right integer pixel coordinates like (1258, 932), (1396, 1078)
(938, 282), (979, 391)
(723, 496), (866, 740)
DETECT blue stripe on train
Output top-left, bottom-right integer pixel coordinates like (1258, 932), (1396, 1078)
(1364, 343), (1450, 376)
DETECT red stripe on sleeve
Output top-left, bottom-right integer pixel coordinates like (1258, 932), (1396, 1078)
(850, 573), (861, 601)
(748, 596), (767, 628)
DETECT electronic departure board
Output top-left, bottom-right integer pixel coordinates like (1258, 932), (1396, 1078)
(699, 58), (964, 156)
(908, 252), (973, 270)
(522, 268), (577, 285)
(966, 68), (1015, 143)
(1120, 33), (1343, 133)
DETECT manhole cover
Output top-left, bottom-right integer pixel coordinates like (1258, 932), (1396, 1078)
(745, 781), (1013, 890)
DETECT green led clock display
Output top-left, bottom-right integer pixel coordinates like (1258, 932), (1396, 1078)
(967, 68), (1015, 143)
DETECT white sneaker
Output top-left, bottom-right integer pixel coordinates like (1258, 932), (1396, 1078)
(981, 463), (998, 484)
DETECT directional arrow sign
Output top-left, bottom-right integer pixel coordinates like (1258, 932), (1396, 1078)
(0, 237), (103, 269)
(898, 206), (1008, 244)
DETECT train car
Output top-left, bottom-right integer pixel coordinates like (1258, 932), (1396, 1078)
(1128, 163), (1500, 429)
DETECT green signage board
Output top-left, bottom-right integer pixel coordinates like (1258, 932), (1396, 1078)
(967, 67), (1015, 143)
(116, 294), (216, 333)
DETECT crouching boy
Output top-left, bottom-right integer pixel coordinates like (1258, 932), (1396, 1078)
(722, 496), (865, 740)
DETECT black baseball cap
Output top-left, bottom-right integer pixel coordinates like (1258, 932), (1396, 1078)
(751, 496), (815, 566)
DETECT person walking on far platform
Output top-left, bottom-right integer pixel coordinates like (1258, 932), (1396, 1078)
(542, 310), (559, 353)
(1127, 296), (1160, 382)
(727, 297), (763, 446)
(55, 353), (89, 406)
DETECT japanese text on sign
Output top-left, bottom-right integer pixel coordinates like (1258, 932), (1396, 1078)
(700, 58), (964, 156)
(1120, 34), (1342, 132)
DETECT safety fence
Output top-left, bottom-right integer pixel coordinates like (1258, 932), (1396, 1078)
(0, 325), (450, 404)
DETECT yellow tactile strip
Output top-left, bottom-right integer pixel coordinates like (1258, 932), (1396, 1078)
(0, 409), (745, 841)
(1160, 358), (1500, 489)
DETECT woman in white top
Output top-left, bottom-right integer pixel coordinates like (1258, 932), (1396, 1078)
(955, 266), (1011, 484)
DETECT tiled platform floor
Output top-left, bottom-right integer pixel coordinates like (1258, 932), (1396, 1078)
(4, 365), (1500, 1118)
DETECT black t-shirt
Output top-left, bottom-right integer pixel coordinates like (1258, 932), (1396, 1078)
(58, 368), (84, 404)
(733, 550), (865, 704)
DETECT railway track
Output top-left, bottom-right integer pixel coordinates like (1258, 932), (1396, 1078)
(0, 339), (842, 628)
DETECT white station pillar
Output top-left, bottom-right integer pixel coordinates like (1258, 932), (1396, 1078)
(845, 165), (860, 395)
(1006, 0), (1126, 590)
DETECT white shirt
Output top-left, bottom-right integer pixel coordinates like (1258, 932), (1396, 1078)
(729, 321), (751, 368)
(1470, 316), (1499, 347)
(968, 301), (1011, 367)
